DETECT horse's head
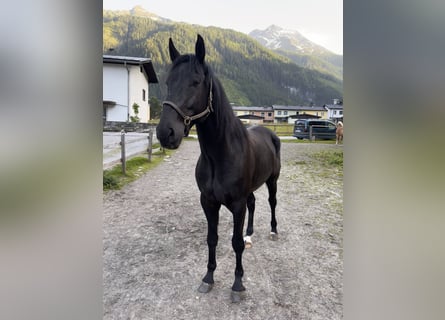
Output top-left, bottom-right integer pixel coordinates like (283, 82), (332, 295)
(156, 34), (213, 149)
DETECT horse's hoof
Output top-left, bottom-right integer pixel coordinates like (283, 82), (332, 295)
(198, 282), (213, 293)
(231, 290), (246, 303)
(269, 232), (278, 241)
(244, 235), (252, 249)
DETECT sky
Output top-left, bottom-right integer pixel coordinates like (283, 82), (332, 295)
(103, 0), (343, 55)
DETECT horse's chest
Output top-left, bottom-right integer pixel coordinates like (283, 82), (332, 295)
(196, 162), (245, 204)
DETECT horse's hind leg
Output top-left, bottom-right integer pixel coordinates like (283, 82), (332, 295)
(244, 193), (255, 248)
(266, 177), (278, 241)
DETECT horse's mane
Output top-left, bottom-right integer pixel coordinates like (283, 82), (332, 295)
(208, 67), (247, 143)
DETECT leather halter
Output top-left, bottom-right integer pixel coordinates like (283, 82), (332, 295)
(162, 79), (213, 126)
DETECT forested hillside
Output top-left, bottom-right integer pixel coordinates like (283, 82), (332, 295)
(103, 9), (343, 106)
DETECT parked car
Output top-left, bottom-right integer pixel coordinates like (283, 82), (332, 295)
(293, 119), (337, 140)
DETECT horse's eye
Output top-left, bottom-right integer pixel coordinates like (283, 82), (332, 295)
(191, 79), (200, 87)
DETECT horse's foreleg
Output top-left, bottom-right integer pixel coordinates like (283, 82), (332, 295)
(198, 194), (220, 294)
(228, 200), (247, 302)
(266, 177), (279, 241)
(244, 193), (255, 248)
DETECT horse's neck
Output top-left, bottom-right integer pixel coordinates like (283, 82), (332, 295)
(195, 102), (246, 159)
(195, 114), (228, 157)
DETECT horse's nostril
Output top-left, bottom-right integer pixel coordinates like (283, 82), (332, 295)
(168, 128), (175, 139)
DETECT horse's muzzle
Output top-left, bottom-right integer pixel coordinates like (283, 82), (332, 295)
(156, 125), (183, 150)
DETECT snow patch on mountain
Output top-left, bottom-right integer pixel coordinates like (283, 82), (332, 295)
(249, 25), (331, 55)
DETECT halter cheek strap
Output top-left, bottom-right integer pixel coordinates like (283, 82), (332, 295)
(162, 79), (213, 127)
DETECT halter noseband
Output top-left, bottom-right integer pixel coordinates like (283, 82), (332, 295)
(162, 79), (213, 126)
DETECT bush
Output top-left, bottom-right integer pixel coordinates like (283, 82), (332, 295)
(103, 172), (119, 190)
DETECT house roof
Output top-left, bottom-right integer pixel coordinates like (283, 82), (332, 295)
(232, 106), (273, 112)
(324, 104), (343, 110)
(103, 55), (159, 83)
(272, 105), (327, 112)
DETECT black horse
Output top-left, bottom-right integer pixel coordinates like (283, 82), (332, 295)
(156, 35), (281, 303)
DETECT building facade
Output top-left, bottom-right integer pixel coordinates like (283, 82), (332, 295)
(232, 106), (274, 123)
(272, 105), (328, 123)
(324, 103), (344, 122)
(103, 55), (158, 123)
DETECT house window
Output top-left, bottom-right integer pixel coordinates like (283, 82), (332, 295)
(340, 111), (343, 115)
(142, 89), (146, 101)
(277, 111), (282, 115)
(261, 112), (265, 116)
(268, 112), (272, 117)
(284, 111), (288, 115)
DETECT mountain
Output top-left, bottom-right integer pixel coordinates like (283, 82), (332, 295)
(103, 8), (342, 106)
(129, 5), (171, 23)
(250, 25), (328, 55)
(249, 25), (343, 81)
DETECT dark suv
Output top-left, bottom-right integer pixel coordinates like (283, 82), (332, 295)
(293, 119), (337, 140)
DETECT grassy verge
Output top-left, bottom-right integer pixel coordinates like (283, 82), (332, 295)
(281, 139), (336, 144)
(285, 148), (343, 183)
(103, 149), (173, 191)
(311, 149), (343, 167)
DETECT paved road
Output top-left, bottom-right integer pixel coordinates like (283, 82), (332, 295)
(103, 132), (159, 169)
(103, 140), (343, 319)
(103, 132), (326, 170)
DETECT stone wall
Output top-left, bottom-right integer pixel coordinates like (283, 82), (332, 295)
(103, 121), (157, 132)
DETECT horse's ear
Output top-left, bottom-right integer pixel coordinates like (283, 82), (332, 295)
(169, 38), (180, 62)
(195, 34), (205, 64)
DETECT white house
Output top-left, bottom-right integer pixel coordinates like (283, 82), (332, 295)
(324, 102), (344, 122)
(103, 55), (158, 123)
(272, 105), (328, 124)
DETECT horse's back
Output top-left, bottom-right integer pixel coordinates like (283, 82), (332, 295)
(247, 125), (281, 157)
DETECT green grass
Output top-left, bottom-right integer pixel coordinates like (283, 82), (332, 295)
(311, 150), (343, 167)
(281, 139), (336, 144)
(261, 124), (294, 136)
(103, 150), (173, 191)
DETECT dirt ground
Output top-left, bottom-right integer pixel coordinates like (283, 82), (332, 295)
(103, 140), (343, 320)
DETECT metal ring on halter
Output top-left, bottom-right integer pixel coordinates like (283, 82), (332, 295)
(184, 117), (192, 126)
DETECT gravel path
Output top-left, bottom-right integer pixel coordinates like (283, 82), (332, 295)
(103, 140), (343, 320)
